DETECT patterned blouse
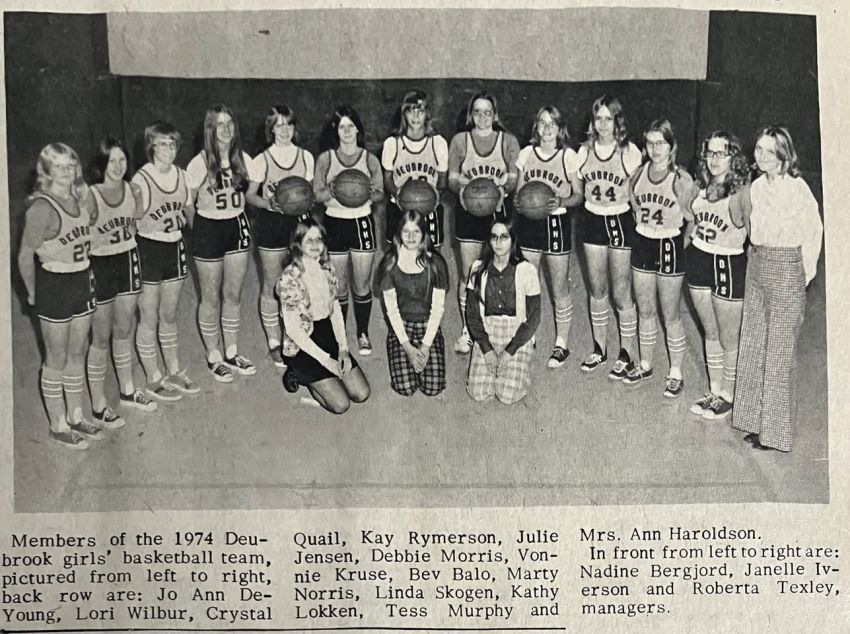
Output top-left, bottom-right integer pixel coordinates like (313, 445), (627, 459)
(275, 259), (339, 356)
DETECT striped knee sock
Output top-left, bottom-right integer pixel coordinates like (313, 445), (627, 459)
(86, 345), (109, 412)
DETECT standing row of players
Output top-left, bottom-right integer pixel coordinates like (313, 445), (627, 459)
(18, 90), (822, 453)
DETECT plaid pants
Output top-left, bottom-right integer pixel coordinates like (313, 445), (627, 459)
(732, 246), (806, 451)
(467, 315), (534, 405)
(386, 322), (446, 396)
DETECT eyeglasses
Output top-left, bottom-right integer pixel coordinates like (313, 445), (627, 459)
(645, 140), (670, 149)
(490, 233), (511, 242)
(703, 150), (731, 160)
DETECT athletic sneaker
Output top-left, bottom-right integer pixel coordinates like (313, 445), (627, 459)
(146, 380), (183, 402)
(164, 369), (201, 395)
(268, 346), (287, 369)
(358, 334), (373, 357)
(663, 377), (684, 398)
(607, 349), (632, 381)
(208, 361), (234, 383)
(119, 389), (158, 412)
(623, 365), (653, 385)
(92, 406), (126, 430)
(68, 417), (104, 440)
(547, 346), (570, 369)
(689, 392), (716, 416)
(580, 343), (607, 373)
(454, 328), (472, 355)
(703, 396), (733, 420)
(224, 354), (257, 376)
(49, 428), (89, 450)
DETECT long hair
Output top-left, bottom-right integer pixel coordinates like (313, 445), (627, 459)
(202, 103), (248, 191)
(329, 105), (365, 150)
(530, 105), (570, 149)
(395, 89), (436, 138)
(379, 210), (437, 281)
(289, 216), (330, 270)
(264, 104), (299, 145)
(31, 142), (88, 202)
(642, 118), (678, 173)
(695, 130), (749, 198)
(753, 124), (801, 177)
(471, 217), (524, 291)
(144, 121), (182, 163)
(93, 135), (130, 183)
(586, 95), (628, 148)
(464, 92), (506, 133)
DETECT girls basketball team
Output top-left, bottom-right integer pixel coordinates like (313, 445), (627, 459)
(19, 92), (822, 453)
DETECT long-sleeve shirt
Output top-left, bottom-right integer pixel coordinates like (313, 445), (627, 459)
(748, 173), (823, 284)
(465, 259), (540, 355)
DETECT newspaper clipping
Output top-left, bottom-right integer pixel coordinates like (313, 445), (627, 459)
(1, 0), (848, 632)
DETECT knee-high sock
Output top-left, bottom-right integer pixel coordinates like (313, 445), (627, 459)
(86, 345), (108, 412)
(638, 316), (658, 370)
(353, 291), (372, 338)
(112, 337), (135, 396)
(136, 324), (162, 383)
(705, 338), (724, 395)
(259, 296), (281, 349)
(553, 297), (573, 348)
(589, 295), (610, 353)
(198, 304), (222, 363)
(41, 365), (66, 430)
(221, 303), (241, 359)
(722, 347), (738, 402)
(618, 304), (638, 362)
(666, 319), (687, 379)
(338, 294), (349, 325)
(157, 324), (180, 376)
(458, 285), (468, 333)
(63, 363), (86, 424)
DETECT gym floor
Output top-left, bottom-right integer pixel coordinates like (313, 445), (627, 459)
(11, 220), (829, 513)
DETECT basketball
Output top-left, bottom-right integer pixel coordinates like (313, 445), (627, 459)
(397, 179), (438, 214)
(272, 176), (314, 216)
(462, 178), (501, 217)
(332, 169), (372, 208)
(515, 181), (556, 220)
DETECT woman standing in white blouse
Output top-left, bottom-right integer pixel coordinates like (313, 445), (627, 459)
(732, 125), (822, 452)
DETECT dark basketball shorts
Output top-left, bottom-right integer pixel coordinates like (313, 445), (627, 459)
(581, 208), (635, 249)
(137, 236), (188, 284)
(36, 266), (96, 322)
(455, 196), (513, 244)
(385, 200), (445, 248)
(631, 231), (686, 276)
(91, 247), (142, 303)
(686, 244), (746, 300)
(254, 208), (309, 251)
(324, 213), (376, 254)
(191, 212), (251, 261)
(517, 211), (572, 255)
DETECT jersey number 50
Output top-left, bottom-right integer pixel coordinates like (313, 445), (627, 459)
(215, 191), (243, 210)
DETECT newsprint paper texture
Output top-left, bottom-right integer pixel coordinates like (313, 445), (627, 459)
(1, 0), (849, 632)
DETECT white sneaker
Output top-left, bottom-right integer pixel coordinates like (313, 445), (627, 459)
(454, 329), (472, 354)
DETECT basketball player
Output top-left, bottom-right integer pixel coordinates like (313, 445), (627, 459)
(685, 131), (750, 420)
(18, 144), (99, 449)
(515, 106), (584, 368)
(131, 121), (198, 398)
(577, 95), (642, 378)
(186, 104), (256, 382)
(313, 105), (384, 357)
(85, 137), (149, 428)
(447, 91), (520, 354)
(381, 89), (449, 249)
(245, 105), (315, 369)
(627, 119), (694, 397)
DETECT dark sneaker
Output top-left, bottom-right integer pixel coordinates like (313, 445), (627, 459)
(623, 365), (654, 385)
(547, 346), (569, 369)
(268, 346), (287, 369)
(690, 392), (716, 416)
(357, 334), (373, 357)
(703, 396), (733, 420)
(580, 343), (607, 373)
(92, 406), (125, 430)
(164, 369), (201, 395)
(208, 361), (234, 383)
(119, 389), (158, 412)
(146, 380), (183, 402)
(607, 349), (632, 381)
(68, 418), (104, 440)
(49, 428), (89, 450)
(663, 376), (685, 398)
(224, 354), (257, 376)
